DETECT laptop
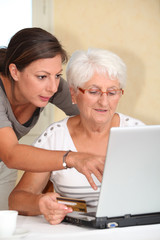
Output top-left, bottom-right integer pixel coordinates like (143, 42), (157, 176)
(64, 125), (160, 229)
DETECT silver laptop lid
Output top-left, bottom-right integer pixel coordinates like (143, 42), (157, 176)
(96, 125), (160, 218)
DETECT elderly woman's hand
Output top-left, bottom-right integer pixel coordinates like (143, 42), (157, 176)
(66, 152), (105, 190)
(39, 192), (73, 225)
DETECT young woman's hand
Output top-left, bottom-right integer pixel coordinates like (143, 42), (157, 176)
(66, 152), (105, 190)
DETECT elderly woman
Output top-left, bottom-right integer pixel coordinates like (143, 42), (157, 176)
(9, 48), (145, 225)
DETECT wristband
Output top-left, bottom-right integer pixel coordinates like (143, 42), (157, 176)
(63, 150), (71, 169)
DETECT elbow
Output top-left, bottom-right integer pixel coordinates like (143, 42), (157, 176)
(1, 144), (20, 169)
(8, 192), (16, 211)
(4, 159), (16, 169)
(6, 161), (16, 169)
(2, 153), (18, 169)
(8, 192), (22, 215)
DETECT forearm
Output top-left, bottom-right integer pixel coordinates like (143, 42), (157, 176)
(5, 143), (105, 190)
(6, 144), (67, 172)
(8, 146), (104, 189)
(9, 191), (73, 225)
(9, 191), (43, 216)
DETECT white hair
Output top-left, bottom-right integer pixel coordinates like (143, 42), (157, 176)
(66, 48), (127, 89)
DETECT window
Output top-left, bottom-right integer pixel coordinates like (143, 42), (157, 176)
(0, 0), (55, 145)
(0, 0), (32, 47)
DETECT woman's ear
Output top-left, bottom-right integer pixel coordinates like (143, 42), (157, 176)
(70, 87), (77, 104)
(9, 64), (19, 81)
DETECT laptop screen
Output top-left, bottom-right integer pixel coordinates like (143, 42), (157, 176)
(96, 125), (160, 218)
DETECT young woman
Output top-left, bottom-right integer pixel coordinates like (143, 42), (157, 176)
(0, 29), (104, 209)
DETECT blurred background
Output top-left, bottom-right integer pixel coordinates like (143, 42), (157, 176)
(53, 0), (160, 126)
(0, 0), (160, 145)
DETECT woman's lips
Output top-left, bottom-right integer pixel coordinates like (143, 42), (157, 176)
(95, 109), (107, 112)
(39, 96), (50, 102)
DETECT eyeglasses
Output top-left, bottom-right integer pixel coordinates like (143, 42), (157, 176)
(78, 87), (124, 100)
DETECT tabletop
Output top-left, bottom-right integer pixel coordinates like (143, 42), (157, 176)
(13, 215), (160, 240)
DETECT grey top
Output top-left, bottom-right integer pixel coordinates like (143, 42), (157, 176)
(0, 77), (79, 162)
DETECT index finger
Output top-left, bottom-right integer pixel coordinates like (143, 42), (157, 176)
(85, 172), (98, 190)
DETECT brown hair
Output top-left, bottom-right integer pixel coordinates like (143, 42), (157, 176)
(0, 27), (68, 79)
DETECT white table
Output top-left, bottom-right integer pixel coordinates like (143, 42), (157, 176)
(16, 215), (160, 240)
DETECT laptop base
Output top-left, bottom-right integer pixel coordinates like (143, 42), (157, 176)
(64, 212), (160, 229)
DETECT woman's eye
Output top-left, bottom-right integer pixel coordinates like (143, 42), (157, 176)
(88, 89), (100, 95)
(55, 73), (62, 79)
(108, 90), (116, 96)
(38, 75), (47, 80)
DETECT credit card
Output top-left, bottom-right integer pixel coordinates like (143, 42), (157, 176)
(57, 196), (87, 212)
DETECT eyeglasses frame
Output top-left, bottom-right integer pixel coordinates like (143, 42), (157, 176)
(77, 87), (124, 97)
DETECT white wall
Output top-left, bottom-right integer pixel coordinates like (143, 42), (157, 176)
(0, 0), (32, 46)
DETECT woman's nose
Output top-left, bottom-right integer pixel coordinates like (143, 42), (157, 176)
(98, 92), (109, 105)
(47, 78), (59, 93)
